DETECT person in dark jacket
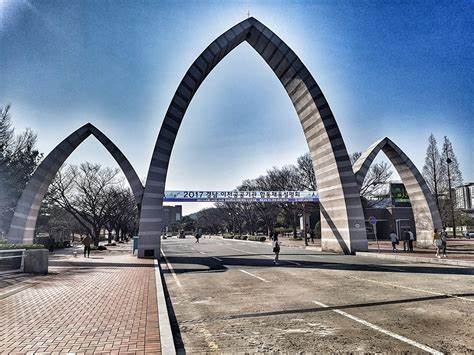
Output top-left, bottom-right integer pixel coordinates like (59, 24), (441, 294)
(271, 232), (280, 265)
(82, 235), (92, 258)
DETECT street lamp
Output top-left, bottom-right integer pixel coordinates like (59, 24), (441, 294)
(446, 157), (456, 237)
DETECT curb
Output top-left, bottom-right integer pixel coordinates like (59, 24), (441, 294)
(154, 259), (176, 355)
(355, 251), (474, 268)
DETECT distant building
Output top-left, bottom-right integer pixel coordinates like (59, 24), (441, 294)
(455, 183), (474, 221)
(162, 205), (182, 231)
(455, 183), (474, 210)
(363, 182), (416, 240)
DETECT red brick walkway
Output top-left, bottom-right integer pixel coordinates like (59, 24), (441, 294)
(0, 249), (161, 354)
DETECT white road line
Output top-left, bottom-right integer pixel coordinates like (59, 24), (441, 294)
(211, 256), (223, 262)
(312, 300), (444, 355)
(286, 260), (302, 266)
(350, 276), (474, 303)
(239, 269), (269, 283)
(228, 246), (302, 266)
(161, 249), (182, 288)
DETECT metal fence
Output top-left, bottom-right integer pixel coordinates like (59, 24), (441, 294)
(0, 249), (25, 275)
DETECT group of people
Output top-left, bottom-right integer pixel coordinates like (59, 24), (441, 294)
(389, 229), (415, 252)
(389, 227), (448, 258)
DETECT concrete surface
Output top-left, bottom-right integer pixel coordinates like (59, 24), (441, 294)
(161, 236), (473, 353)
(23, 248), (48, 274)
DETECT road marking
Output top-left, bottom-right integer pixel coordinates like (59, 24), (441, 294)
(211, 256), (223, 262)
(286, 260), (302, 266)
(228, 246), (302, 266)
(350, 276), (474, 303)
(161, 249), (182, 288)
(312, 300), (444, 355)
(239, 269), (269, 283)
(198, 251), (207, 255)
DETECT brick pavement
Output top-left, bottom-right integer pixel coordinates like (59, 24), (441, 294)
(0, 247), (161, 355)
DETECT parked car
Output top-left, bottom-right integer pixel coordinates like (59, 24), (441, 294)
(464, 231), (474, 239)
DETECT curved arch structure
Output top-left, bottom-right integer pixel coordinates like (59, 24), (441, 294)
(8, 123), (144, 244)
(353, 137), (442, 247)
(138, 17), (368, 257)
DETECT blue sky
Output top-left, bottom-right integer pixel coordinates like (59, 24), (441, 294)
(1, 0), (472, 214)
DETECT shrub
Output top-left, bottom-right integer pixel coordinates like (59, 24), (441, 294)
(234, 235), (242, 240)
(223, 234), (234, 239)
(248, 236), (266, 242)
(0, 243), (46, 250)
(91, 245), (108, 251)
(242, 235), (248, 240)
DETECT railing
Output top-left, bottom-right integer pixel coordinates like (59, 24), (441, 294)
(0, 249), (25, 275)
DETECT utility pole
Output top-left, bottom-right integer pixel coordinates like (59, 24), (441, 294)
(446, 157), (456, 237)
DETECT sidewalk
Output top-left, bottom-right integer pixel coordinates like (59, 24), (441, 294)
(357, 239), (474, 267)
(0, 242), (162, 354)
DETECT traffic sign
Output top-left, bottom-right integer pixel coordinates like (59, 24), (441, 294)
(369, 216), (377, 225)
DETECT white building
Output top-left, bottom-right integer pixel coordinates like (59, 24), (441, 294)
(455, 183), (474, 210)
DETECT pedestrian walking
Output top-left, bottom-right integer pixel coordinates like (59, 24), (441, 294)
(82, 235), (91, 258)
(433, 228), (442, 258)
(389, 230), (399, 252)
(401, 229), (409, 252)
(407, 229), (415, 252)
(440, 227), (448, 258)
(48, 235), (55, 253)
(195, 232), (201, 243)
(271, 232), (280, 265)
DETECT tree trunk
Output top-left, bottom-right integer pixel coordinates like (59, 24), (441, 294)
(93, 227), (100, 247)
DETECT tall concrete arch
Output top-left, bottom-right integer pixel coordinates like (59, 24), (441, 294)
(138, 17), (368, 257)
(353, 137), (442, 247)
(8, 123), (144, 244)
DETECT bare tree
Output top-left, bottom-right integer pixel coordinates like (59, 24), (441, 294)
(441, 136), (463, 190)
(350, 152), (393, 207)
(104, 186), (138, 242)
(296, 152), (317, 191)
(0, 104), (42, 235)
(422, 134), (443, 207)
(46, 163), (120, 246)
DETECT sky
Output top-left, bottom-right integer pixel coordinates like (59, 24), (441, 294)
(1, 0), (472, 215)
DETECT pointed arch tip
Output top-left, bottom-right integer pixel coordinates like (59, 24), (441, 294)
(140, 13), (368, 255)
(8, 121), (144, 244)
(353, 136), (442, 244)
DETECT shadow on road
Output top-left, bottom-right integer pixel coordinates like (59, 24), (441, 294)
(162, 254), (474, 276)
(222, 292), (474, 321)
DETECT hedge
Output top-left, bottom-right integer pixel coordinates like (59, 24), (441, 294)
(247, 236), (266, 242)
(0, 243), (46, 250)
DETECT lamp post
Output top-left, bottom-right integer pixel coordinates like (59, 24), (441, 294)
(446, 157), (456, 237)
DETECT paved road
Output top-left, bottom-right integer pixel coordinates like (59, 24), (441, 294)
(161, 236), (474, 354)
